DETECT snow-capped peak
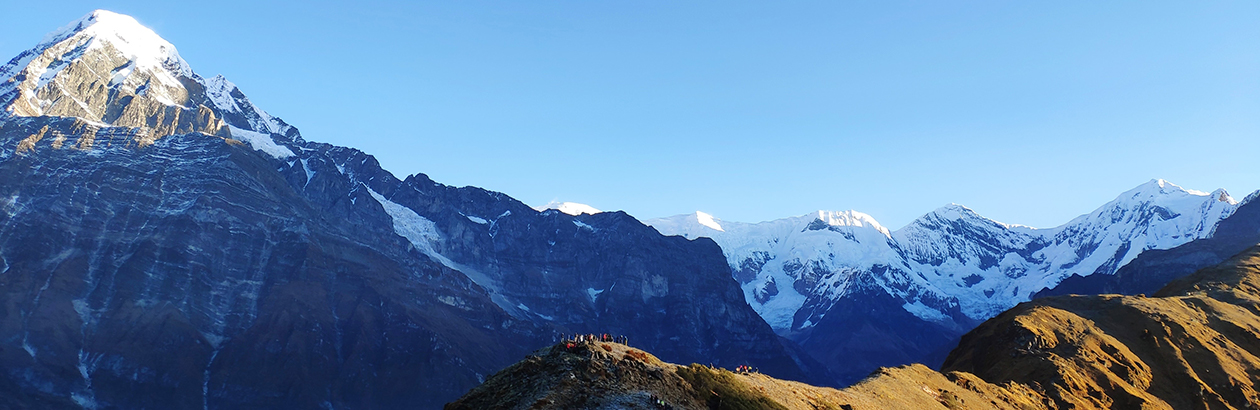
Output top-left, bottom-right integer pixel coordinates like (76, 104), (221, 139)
(534, 201), (601, 216)
(1119, 179), (1235, 205)
(813, 210), (889, 236)
(650, 179), (1241, 331)
(1131, 178), (1202, 197)
(642, 211), (729, 237)
(1211, 188), (1235, 204)
(204, 75), (242, 111)
(1, 9), (197, 118)
(203, 74), (291, 136)
(0, 10), (299, 159)
(1, 9), (197, 116)
(696, 211), (724, 232)
(925, 203), (974, 221)
(913, 203), (1033, 231)
(39, 10), (191, 79)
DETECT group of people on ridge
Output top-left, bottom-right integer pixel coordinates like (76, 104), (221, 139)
(559, 333), (628, 345)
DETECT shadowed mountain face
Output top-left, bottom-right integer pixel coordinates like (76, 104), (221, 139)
(0, 11), (817, 409)
(788, 270), (979, 384)
(450, 244), (1260, 409)
(0, 117), (546, 410)
(337, 161), (822, 385)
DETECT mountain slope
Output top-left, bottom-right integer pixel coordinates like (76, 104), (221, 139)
(647, 181), (1240, 382)
(449, 243), (1260, 409)
(0, 115), (533, 410)
(446, 338), (1048, 410)
(1037, 190), (1260, 298)
(944, 244), (1260, 409)
(0, 10), (816, 408)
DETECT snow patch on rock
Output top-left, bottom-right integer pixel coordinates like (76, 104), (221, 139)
(366, 186), (527, 318)
(365, 187), (445, 263)
(228, 126), (293, 159)
(535, 201), (601, 216)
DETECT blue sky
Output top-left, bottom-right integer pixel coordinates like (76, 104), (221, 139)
(3, 2), (1257, 229)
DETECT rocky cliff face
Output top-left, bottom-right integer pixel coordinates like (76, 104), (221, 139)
(0, 115), (552, 410)
(0, 10), (815, 409)
(309, 152), (823, 385)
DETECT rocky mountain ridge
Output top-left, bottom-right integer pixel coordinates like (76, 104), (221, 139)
(446, 337), (1050, 410)
(0, 10), (817, 409)
(450, 242), (1260, 409)
(646, 180), (1244, 382)
(1037, 189), (1260, 299)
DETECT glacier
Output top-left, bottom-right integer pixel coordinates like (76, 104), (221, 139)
(647, 179), (1242, 331)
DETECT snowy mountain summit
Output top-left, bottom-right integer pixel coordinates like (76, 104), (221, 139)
(533, 201), (602, 216)
(647, 179), (1240, 332)
(0, 10), (823, 407)
(0, 10), (295, 156)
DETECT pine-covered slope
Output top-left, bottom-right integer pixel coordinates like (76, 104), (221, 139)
(0, 11), (817, 409)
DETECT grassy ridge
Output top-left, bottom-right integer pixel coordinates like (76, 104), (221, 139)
(676, 364), (792, 410)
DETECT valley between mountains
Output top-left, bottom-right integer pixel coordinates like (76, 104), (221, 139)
(1, 9), (1256, 410)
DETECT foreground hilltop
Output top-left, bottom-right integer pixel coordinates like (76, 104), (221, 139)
(946, 244), (1260, 408)
(445, 337), (1046, 410)
(450, 243), (1260, 409)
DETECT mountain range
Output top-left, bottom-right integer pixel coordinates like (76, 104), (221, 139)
(450, 242), (1260, 409)
(646, 180), (1244, 382)
(1, 9), (1255, 409)
(0, 11), (820, 409)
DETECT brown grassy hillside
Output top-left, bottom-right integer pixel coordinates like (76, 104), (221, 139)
(445, 338), (1047, 410)
(944, 246), (1260, 409)
(448, 245), (1260, 409)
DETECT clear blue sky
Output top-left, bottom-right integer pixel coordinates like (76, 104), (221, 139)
(3, 1), (1257, 229)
